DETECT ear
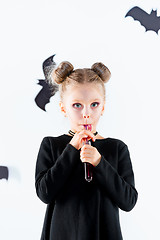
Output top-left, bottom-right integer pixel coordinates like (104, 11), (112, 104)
(59, 101), (67, 117)
(101, 101), (106, 115)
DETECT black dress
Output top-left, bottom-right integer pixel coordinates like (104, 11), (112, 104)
(35, 134), (138, 240)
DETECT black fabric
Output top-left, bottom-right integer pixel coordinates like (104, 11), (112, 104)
(35, 134), (138, 240)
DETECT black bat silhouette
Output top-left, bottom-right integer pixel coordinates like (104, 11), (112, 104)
(35, 54), (59, 111)
(0, 166), (9, 180)
(125, 6), (160, 34)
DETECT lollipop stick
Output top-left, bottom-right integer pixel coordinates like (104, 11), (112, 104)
(83, 124), (93, 182)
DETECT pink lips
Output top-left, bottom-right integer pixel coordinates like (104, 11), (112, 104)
(83, 124), (92, 131)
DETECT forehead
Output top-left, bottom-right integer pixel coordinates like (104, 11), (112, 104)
(64, 83), (104, 101)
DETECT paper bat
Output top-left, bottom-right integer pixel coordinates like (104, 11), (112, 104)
(0, 166), (9, 180)
(125, 6), (160, 34)
(35, 54), (59, 111)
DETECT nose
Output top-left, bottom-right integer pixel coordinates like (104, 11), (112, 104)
(83, 106), (90, 119)
(83, 114), (90, 119)
(83, 110), (90, 119)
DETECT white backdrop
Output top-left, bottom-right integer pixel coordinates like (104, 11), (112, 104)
(0, 0), (160, 239)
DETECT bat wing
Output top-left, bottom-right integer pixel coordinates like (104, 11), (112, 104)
(43, 54), (56, 82)
(35, 54), (59, 111)
(0, 166), (9, 180)
(35, 80), (53, 111)
(125, 6), (151, 30)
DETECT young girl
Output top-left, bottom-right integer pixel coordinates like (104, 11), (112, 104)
(35, 61), (138, 240)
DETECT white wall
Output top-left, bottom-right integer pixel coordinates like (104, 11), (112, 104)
(0, 0), (160, 239)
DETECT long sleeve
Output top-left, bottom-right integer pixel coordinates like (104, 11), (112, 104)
(35, 137), (80, 204)
(94, 143), (138, 212)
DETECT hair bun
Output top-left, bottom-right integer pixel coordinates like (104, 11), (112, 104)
(91, 62), (111, 83)
(52, 61), (74, 84)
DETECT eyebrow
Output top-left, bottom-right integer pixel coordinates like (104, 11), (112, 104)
(72, 99), (101, 102)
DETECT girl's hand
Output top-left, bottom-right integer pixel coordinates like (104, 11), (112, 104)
(80, 144), (101, 166)
(69, 130), (96, 150)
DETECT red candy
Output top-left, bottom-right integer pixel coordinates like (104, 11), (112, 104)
(84, 124), (92, 131)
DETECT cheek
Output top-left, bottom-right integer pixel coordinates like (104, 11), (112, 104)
(67, 108), (81, 119)
(92, 107), (103, 118)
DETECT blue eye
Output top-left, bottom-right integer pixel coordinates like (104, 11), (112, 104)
(91, 102), (99, 107)
(73, 103), (82, 109)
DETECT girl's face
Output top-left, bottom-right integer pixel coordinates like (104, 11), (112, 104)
(59, 82), (105, 133)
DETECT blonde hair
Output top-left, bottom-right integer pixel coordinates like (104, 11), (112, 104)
(51, 61), (111, 101)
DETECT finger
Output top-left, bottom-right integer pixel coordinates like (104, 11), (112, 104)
(86, 131), (96, 141)
(81, 144), (93, 150)
(80, 157), (92, 163)
(80, 149), (90, 155)
(80, 130), (96, 141)
(79, 131), (89, 138)
(81, 155), (92, 160)
(80, 149), (93, 157)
